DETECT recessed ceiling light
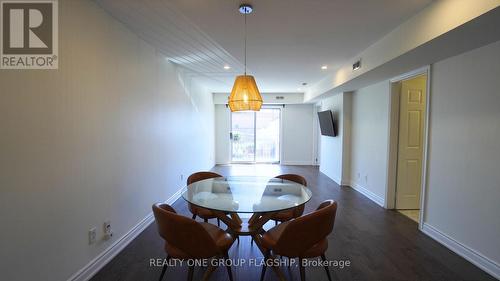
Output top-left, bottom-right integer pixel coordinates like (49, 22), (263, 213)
(321, 65), (328, 70)
(224, 65), (231, 70)
(302, 82), (308, 86)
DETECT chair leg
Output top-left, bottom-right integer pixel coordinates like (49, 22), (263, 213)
(250, 237), (253, 245)
(260, 250), (270, 281)
(158, 255), (170, 281)
(224, 252), (234, 281)
(299, 257), (306, 281)
(192, 214), (196, 220)
(217, 218), (220, 227)
(158, 264), (167, 281)
(204, 218), (208, 223)
(321, 254), (332, 281)
(274, 220), (278, 226)
(187, 265), (194, 281)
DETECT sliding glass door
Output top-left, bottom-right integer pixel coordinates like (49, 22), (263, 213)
(231, 111), (255, 162)
(255, 108), (280, 162)
(231, 108), (280, 163)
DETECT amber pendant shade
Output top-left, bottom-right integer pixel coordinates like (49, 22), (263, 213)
(228, 75), (263, 111)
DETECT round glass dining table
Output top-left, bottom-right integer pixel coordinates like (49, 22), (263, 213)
(182, 176), (312, 237)
(182, 176), (312, 214)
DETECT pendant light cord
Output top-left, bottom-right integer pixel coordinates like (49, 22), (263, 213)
(244, 8), (247, 75)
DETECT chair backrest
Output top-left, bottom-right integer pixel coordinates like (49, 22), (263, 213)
(273, 200), (337, 257)
(187, 171), (222, 185)
(274, 174), (307, 186)
(274, 174), (307, 217)
(186, 172), (222, 214)
(152, 203), (219, 258)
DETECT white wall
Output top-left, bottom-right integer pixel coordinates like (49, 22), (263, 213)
(0, 1), (214, 281)
(281, 104), (315, 165)
(423, 40), (500, 274)
(214, 104), (315, 165)
(319, 94), (344, 184)
(342, 94), (352, 183)
(215, 104), (231, 164)
(349, 81), (390, 206)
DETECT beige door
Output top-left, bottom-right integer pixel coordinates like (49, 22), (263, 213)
(396, 75), (427, 209)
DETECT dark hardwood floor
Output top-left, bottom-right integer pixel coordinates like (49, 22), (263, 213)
(91, 165), (496, 281)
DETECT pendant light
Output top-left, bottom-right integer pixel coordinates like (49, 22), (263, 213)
(228, 4), (263, 112)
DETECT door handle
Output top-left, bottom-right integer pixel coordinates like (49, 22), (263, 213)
(229, 132), (233, 140)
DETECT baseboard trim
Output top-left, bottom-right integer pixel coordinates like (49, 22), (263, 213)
(323, 175), (341, 186)
(317, 169), (341, 186)
(340, 180), (350, 186)
(67, 189), (183, 281)
(164, 187), (184, 205)
(280, 161), (314, 165)
(421, 223), (500, 279)
(349, 181), (385, 207)
(215, 162), (315, 166)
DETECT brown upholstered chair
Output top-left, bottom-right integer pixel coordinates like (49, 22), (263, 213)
(270, 174), (308, 224)
(259, 200), (338, 281)
(152, 203), (235, 281)
(187, 171), (222, 226)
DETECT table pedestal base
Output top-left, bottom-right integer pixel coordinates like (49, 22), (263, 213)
(210, 211), (286, 281)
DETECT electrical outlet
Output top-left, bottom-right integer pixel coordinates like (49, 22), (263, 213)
(365, 175), (368, 183)
(89, 227), (97, 244)
(180, 174), (184, 181)
(103, 221), (113, 240)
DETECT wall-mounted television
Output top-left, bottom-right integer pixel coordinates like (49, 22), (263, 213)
(317, 110), (337, 137)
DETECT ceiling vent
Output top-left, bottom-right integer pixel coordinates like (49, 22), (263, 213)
(275, 96), (285, 100)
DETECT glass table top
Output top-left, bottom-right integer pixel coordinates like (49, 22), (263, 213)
(181, 176), (312, 213)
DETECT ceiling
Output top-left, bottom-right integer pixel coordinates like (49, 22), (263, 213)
(96, 0), (433, 93)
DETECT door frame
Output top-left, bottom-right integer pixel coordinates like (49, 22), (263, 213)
(385, 66), (431, 230)
(229, 106), (282, 164)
